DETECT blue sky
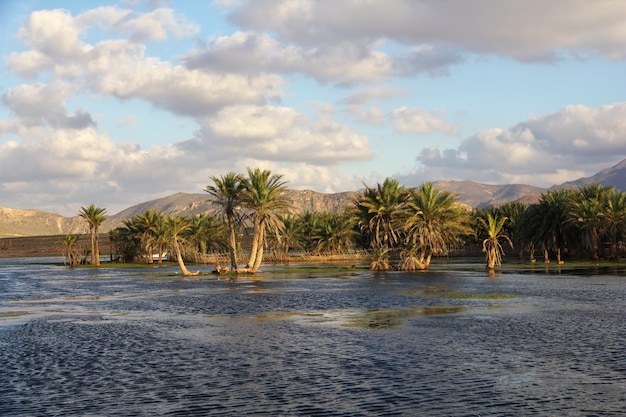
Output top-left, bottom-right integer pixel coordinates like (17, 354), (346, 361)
(1, 0), (625, 216)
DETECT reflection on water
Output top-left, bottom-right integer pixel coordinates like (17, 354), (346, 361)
(0, 259), (624, 416)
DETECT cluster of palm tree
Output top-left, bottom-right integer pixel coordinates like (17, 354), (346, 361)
(477, 184), (626, 263)
(78, 204), (108, 266)
(70, 172), (625, 273)
(109, 210), (228, 275)
(351, 179), (474, 270)
(206, 168), (292, 273)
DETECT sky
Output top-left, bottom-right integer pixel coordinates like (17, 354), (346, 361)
(0, 0), (625, 217)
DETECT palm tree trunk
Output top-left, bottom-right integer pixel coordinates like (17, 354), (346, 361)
(94, 227), (101, 266)
(247, 220), (260, 268)
(251, 223), (266, 272)
(228, 216), (238, 271)
(89, 226), (96, 265)
(147, 243), (154, 264)
(173, 237), (198, 276)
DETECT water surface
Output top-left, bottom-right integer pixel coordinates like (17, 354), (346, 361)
(0, 259), (624, 416)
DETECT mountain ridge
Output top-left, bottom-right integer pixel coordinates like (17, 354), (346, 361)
(2, 159), (625, 238)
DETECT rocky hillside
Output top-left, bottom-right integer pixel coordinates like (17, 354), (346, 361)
(0, 207), (85, 238)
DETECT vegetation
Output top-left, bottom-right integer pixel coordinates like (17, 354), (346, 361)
(61, 234), (81, 266)
(477, 212), (513, 269)
(99, 169), (626, 274)
(79, 204), (107, 266)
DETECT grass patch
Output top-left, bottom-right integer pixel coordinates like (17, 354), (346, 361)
(0, 311), (30, 318)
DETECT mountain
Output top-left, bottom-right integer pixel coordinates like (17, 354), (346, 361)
(1, 158), (625, 238)
(552, 159), (626, 191)
(430, 180), (546, 208)
(0, 207), (85, 238)
(106, 189), (360, 231)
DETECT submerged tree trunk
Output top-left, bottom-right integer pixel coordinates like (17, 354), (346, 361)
(486, 248), (496, 269)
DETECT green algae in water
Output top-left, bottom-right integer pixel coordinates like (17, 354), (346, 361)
(343, 305), (467, 329)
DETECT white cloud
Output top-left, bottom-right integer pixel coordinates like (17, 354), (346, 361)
(77, 6), (199, 42)
(184, 31), (393, 83)
(404, 102), (626, 187)
(1, 82), (95, 129)
(203, 104), (375, 163)
(391, 107), (459, 135)
(228, 0), (626, 61)
(6, 12), (284, 118)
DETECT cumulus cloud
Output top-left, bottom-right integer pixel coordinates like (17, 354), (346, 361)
(6, 10), (283, 118)
(1, 82), (95, 129)
(184, 31), (393, 84)
(201, 104), (375, 163)
(228, 0), (626, 61)
(401, 102), (626, 187)
(391, 107), (459, 135)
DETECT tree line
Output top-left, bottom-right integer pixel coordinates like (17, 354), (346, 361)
(64, 169), (626, 273)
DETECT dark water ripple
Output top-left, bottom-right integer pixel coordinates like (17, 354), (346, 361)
(0, 260), (624, 416)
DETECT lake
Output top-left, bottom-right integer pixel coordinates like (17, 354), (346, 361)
(0, 259), (624, 416)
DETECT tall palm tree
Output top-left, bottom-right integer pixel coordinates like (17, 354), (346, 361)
(402, 182), (472, 270)
(478, 212), (513, 269)
(241, 168), (293, 272)
(206, 172), (246, 272)
(165, 215), (198, 276)
(354, 178), (407, 250)
(79, 204), (107, 266)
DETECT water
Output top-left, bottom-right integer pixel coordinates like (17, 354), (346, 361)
(0, 259), (624, 416)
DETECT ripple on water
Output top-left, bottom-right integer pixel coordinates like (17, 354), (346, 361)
(0, 263), (624, 416)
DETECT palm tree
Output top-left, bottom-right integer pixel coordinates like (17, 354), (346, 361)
(478, 212), (513, 269)
(568, 184), (614, 259)
(603, 190), (626, 259)
(109, 222), (141, 262)
(206, 172), (246, 272)
(165, 215), (198, 276)
(354, 178), (407, 249)
(147, 217), (170, 264)
(402, 182), (472, 270)
(134, 209), (162, 263)
(61, 234), (81, 266)
(79, 204), (107, 266)
(370, 246), (393, 271)
(241, 168), (293, 272)
(496, 202), (527, 260)
(297, 210), (324, 254)
(312, 212), (356, 254)
(268, 214), (303, 257)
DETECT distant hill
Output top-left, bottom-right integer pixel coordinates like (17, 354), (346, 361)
(106, 189), (360, 231)
(552, 159), (626, 191)
(0, 207), (85, 238)
(431, 180), (546, 208)
(1, 158), (625, 238)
